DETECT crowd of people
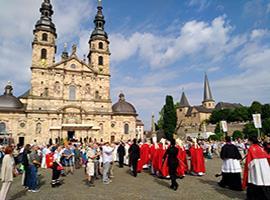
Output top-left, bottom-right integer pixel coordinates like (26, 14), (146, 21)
(0, 135), (269, 200)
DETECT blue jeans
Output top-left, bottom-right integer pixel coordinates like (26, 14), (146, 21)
(26, 165), (38, 190)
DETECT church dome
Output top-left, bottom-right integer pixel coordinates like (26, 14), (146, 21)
(112, 93), (137, 115)
(0, 83), (24, 110)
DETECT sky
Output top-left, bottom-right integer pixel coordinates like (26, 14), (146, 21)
(0, 0), (270, 129)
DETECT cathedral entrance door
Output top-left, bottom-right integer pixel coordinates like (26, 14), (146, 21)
(67, 131), (75, 141)
(19, 137), (24, 147)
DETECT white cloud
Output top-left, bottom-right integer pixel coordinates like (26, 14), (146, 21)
(54, 0), (94, 43)
(250, 29), (269, 40)
(110, 16), (245, 69)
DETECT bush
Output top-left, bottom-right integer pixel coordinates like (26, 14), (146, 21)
(243, 123), (257, 138)
(209, 132), (223, 141)
(232, 130), (243, 141)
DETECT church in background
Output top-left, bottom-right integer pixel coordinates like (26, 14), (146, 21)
(176, 74), (243, 136)
(0, 0), (144, 146)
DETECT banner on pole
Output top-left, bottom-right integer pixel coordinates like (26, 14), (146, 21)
(252, 114), (262, 129)
(220, 121), (228, 132)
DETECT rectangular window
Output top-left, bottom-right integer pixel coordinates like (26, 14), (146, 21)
(69, 85), (76, 100)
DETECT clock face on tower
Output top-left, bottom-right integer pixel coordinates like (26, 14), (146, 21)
(40, 59), (47, 66)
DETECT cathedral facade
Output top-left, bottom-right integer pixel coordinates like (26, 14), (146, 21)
(0, 0), (143, 145)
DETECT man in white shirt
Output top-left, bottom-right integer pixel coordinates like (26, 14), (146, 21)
(102, 142), (114, 184)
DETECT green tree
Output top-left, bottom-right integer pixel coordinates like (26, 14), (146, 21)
(232, 130), (243, 141)
(230, 107), (250, 122)
(157, 106), (164, 130)
(158, 102), (180, 130)
(249, 101), (262, 115)
(209, 109), (234, 123)
(262, 104), (270, 120)
(243, 123), (257, 138)
(162, 95), (177, 141)
(209, 122), (223, 141)
(262, 118), (270, 136)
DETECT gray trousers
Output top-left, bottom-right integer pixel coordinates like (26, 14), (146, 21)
(109, 162), (114, 177)
(0, 182), (12, 200)
(94, 161), (100, 177)
(102, 162), (111, 182)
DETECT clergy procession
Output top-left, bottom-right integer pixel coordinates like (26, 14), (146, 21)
(1, 135), (270, 200)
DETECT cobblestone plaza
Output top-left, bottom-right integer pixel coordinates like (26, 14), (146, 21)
(5, 158), (245, 200)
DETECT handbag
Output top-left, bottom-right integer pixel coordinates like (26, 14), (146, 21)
(57, 164), (64, 171)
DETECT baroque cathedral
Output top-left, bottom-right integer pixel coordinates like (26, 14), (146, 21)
(0, 0), (144, 145)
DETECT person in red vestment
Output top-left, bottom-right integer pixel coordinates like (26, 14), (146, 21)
(46, 152), (54, 169)
(150, 142), (158, 174)
(242, 136), (270, 200)
(160, 140), (169, 177)
(140, 141), (150, 169)
(157, 139), (168, 177)
(176, 138), (188, 177)
(189, 138), (205, 176)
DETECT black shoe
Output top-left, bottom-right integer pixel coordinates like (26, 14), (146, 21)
(218, 182), (226, 188)
(174, 184), (178, 191)
(56, 182), (62, 187)
(170, 185), (174, 189)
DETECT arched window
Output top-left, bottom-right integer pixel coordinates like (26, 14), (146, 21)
(41, 48), (47, 59)
(69, 85), (76, 100)
(54, 81), (61, 94)
(99, 123), (104, 134)
(98, 42), (103, 49)
(42, 33), (48, 41)
(85, 84), (91, 95)
(98, 56), (103, 65)
(98, 22), (102, 28)
(0, 122), (6, 134)
(124, 123), (129, 134)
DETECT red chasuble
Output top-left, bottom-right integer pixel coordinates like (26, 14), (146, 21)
(137, 159), (143, 172)
(140, 143), (150, 167)
(189, 145), (205, 174)
(161, 157), (169, 177)
(242, 144), (270, 189)
(137, 143), (150, 172)
(151, 145), (159, 171)
(176, 145), (188, 176)
(157, 143), (166, 173)
(46, 152), (54, 168)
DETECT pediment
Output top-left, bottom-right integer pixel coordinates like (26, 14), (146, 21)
(49, 56), (96, 73)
